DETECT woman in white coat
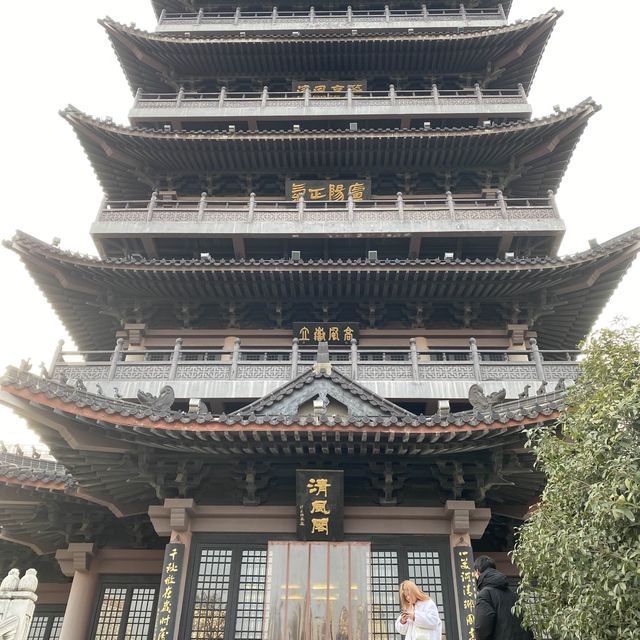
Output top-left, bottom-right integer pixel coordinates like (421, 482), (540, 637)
(395, 580), (443, 640)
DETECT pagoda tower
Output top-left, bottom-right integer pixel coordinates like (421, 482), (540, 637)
(1, 1), (639, 640)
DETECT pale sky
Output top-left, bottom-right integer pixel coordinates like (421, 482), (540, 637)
(0, 1), (638, 444)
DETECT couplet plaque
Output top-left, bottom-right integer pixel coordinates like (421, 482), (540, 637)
(453, 546), (477, 640)
(152, 543), (185, 640)
(296, 469), (344, 541)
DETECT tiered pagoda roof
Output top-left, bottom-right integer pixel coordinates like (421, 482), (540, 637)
(103, 10), (556, 94)
(62, 100), (597, 199)
(0, 365), (555, 520)
(6, 228), (640, 350)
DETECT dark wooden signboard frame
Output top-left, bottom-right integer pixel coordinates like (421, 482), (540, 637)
(453, 546), (477, 640)
(296, 469), (344, 541)
(293, 322), (359, 345)
(152, 543), (185, 640)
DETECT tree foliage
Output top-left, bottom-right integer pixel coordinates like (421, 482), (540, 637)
(513, 327), (640, 639)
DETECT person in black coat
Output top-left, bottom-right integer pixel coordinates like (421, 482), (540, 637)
(473, 556), (534, 640)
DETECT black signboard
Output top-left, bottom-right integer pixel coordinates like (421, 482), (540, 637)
(152, 543), (185, 640)
(453, 546), (477, 640)
(293, 322), (359, 345)
(292, 80), (367, 93)
(286, 179), (371, 202)
(296, 469), (344, 541)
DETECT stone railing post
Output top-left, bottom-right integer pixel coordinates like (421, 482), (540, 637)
(388, 83), (396, 104)
(421, 4), (428, 18)
(474, 82), (483, 104)
(297, 194), (305, 222)
(469, 337), (482, 380)
(97, 195), (108, 221)
(176, 86), (185, 107)
(384, 4), (391, 22)
(350, 339), (358, 379)
(347, 85), (353, 109)
(147, 190), (158, 222)
(261, 86), (269, 108)
(108, 338), (124, 381)
(248, 192), (257, 222)
(459, 3), (467, 19)
(347, 5), (353, 23)
(196, 8), (204, 24)
(230, 338), (241, 378)
(234, 7), (241, 24)
(133, 87), (142, 107)
(291, 338), (299, 378)
(0, 568), (39, 640)
(158, 9), (166, 24)
(529, 338), (545, 381)
(496, 189), (507, 217)
(49, 339), (65, 379)
(396, 191), (404, 221)
(304, 85), (311, 107)
(446, 191), (455, 218)
(169, 338), (183, 380)
(547, 189), (559, 216)
(497, 3), (506, 20)
(409, 338), (419, 380)
(347, 193), (355, 222)
(197, 191), (207, 222)
(431, 83), (440, 104)
(518, 82), (527, 100)
(272, 6), (278, 23)
(309, 6), (315, 23)
(218, 86), (227, 107)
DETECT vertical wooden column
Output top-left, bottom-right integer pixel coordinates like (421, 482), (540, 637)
(55, 544), (98, 640)
(445, 501), (484, 640)
(149, 499), (196, 640)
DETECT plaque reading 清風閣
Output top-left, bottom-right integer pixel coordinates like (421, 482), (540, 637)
(296, 469), (344, 541)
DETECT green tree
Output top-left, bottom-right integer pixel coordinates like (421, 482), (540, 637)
(513, 327), (640, 639)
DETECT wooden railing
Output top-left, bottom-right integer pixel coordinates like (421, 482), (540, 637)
(96, 192), (559, 226)
(49, 338), (581, 390)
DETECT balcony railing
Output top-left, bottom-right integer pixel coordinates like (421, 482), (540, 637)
(130, 86), (530, 123)
(49, 338), (581, 401)
(93, 192), (561, 230)
(155, 5), (507, 33)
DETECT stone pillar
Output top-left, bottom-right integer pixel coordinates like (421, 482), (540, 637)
(506, 323), (529, 362)
(123, 323), (147, 362)
(445, 501), (489, 640)
(221, 335), (238, 363)
(148, 499), (195, 640)
(0, 568), (39, 640)
(414, 336), (430, 362)
(55, 544), (97, 640)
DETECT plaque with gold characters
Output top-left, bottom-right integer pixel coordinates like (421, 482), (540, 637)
(296, 469), (344, 541)
(292, 80), (367, 94)
(453, 546), (478, 640)
(286, 179), (371, 202)
(152, 543), (185, 640)
(293, 322), (359, 345)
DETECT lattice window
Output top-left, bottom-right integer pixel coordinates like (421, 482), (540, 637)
(407, 550), (447, 640)
(27, 614), (64, 640)
(234, 549), (268, 639)
(91, 581), (158, 640)
(370, 550), (399, 640)
(190, 548), (233, 639)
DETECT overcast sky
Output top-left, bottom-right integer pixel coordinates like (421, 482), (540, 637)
(0, 1), (638, 444)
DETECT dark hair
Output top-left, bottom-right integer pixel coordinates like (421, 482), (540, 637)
(474, 555), (496, 574)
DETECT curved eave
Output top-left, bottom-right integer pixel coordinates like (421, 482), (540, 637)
(0, 371), (562, 455)
(61, 100), (598, 200)
(5, 227), (640, 350)
(103, 10), (557, 94)
(151, 1), (514, 19)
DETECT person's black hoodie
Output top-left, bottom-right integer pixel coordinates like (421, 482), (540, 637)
(474, 568), (534, 640)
